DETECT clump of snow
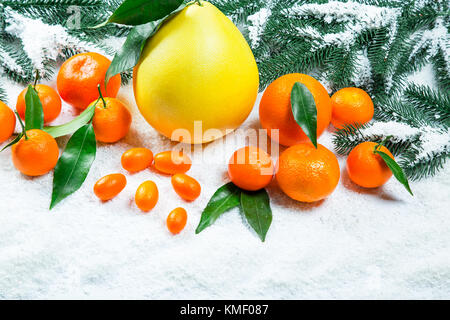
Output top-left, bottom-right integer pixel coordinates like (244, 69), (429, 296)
(352, 49), (373, 88)
(284, 1), (401, 50)
(247, 8), (272, 48)
(357, 121), (450, 167)
(357, 121), (421, 142)
(413, 127), (450, 164)
(0, 47), (25, 76)
(4, 10), (104, 77)
(409, 18), (450, 72)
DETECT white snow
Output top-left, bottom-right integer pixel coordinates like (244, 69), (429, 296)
(0, 47), (25, 76)
(0, 1), (449, 300)
(409, 18), (450, 72)
(284, 1), (401, 50)
(0, 72), (449, 299)
(356, 121), (421, 141)
(4, 10), (113, 77)
(247, 8), (272, 48)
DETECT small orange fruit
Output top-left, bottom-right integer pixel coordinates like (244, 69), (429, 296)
(347, 142), (394, 188)
(167, 207), (187, 235)
(91, 97), (132, 143)
(93, 173), (127, 201)
(11, 129), (59, 176)
(171, 174), (201, 201)
(0, 101), (16, 143)
(135, 181), (159, 212)
(154, 151), (192, 175)
(57, 52), (121, 110)
(16, 84), (62, 124)
(228, 146), (273, 191)
(331, 87), (374, 129)
(121, 148), (153, 173)
(259, 73), (332, 146)
(276, 143), (340, 203)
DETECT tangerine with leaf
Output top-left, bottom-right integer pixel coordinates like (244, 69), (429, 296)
(259, 73), (332, 147)
(16, 84), (61, 124)
(91, 86), (132, 143)
(11, 114), (59, 177)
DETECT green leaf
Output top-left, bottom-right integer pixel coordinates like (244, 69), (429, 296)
(195, 183), (241, 234)
(240, 189), (272, 242)
(105, 4), (188, 84)
(1, 112), (25, 152)
(1, 133), (23, 152)
(50, 124), (97, 209)
(291, 82), (318, 148)
(374, 150), (414, 196)
(24, 85), (44, 131)
(100, 0), (183, 26)
(105, 21), (159, 85)
(44, 102), (96, 138)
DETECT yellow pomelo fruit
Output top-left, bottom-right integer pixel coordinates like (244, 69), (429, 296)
(133, 1), (259, 144)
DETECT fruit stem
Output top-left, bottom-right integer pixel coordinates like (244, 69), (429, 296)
(15, 111), (28, 140)
(97, 84), (107, 109)
(33, 70), (39, 89)
(195, 0), (203, 6)
(374, 135), (393, 153)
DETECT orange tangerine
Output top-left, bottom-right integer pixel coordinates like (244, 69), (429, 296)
(11, 129), (59, 176)
(331, 87), (374, 129)
(16, 84), (62, 124)
(91, 97), (132, 143)
(228, 146), (274, 191)
(0, 101), (16, 143)
(259, 73), (332, 146)
(346, 142), (394, 188)
(57, 52), (121, 110)
(276, 143), (340, 202)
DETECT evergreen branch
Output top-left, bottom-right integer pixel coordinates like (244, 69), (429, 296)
(332, 122), (417, 156)
(432, 48), (450, 91)
(404, 83), (450, 127)
(374, 93), (446, 127)
(400, 144), (450, 181)
(0, 85), (7, 103)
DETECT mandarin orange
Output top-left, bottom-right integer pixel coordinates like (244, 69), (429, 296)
(259, 73), (332, 146)
(276, 143), (340, 202)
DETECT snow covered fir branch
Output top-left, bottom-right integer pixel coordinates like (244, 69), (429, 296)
(0, 0), (449, 180)
(0, 0), (129, 86)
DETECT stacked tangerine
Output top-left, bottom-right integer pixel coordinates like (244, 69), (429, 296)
(226, 73), (399, 203)
(0, 51), (199, 235)
(1, 52), (131, 178)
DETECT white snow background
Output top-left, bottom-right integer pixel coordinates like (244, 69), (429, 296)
(0, 64), (449, 299)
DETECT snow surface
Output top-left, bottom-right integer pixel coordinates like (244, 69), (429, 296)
(0, 64), (449, 299)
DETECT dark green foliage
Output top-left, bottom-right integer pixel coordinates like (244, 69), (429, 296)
(0, 0), (449, 180)
(332, 123), (417, 157)
(0, 85), (7, 103)
(400, 147), (449, 181)
(0, 0), (130, 83)
(404, 84), (450, 126)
